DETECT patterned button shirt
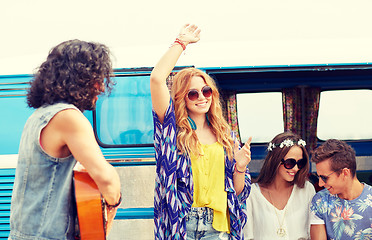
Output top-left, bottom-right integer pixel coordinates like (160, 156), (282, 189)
(153, 100), (251, 240)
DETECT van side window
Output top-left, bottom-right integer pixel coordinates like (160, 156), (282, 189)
(237, 92), (284, 143)
(317, 89), (372, 140)
(94, 75), (153, 146)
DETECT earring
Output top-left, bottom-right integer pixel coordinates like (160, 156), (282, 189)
(187, 116), (197, 130)
(206, 113), (210, 126)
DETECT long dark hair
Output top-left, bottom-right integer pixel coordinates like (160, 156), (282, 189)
(27, 39), (114, 111)
(256, 132), (309, 188)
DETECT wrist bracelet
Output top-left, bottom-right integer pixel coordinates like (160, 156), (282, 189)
(174, 38), (186, 51)
(106, 192), (122, 209)
(234, 165), (246, 174)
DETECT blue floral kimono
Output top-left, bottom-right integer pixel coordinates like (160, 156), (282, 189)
(153, 99), (251, 240)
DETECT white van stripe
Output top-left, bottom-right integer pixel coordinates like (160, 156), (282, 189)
(0, 154), (18, 168)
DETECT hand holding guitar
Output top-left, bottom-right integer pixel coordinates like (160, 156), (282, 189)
(105, 193), (122, 234)
(74, 168), (122, 239)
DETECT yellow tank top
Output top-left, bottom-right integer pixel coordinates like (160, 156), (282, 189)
(190, 142), (230, 232)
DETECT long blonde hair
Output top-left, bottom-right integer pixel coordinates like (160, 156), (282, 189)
(171, 68), (235, 159)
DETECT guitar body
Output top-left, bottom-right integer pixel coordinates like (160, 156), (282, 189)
(74, 170), (107, 240)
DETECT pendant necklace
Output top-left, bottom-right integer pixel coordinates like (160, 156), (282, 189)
(268, 189), (288, 237)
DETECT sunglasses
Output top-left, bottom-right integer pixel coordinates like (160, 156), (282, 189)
(281, 158), (307, 170)
(316, 170), (338, 183)
(187, 86), (213, 101)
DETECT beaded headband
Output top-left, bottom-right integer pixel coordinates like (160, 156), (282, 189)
(267, 139), (306, 152)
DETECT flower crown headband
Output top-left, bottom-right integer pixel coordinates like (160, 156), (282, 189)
(267, 139), (306, 151)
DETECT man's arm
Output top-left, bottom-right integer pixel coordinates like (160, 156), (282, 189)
(310, 224), (327, 240)
(41, 108), (121, 206)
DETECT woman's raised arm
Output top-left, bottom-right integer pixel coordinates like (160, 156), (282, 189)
(150, 24), (201, 123)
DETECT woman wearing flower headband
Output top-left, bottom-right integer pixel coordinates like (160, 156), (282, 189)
(150, 24), (252, 240)
(244, 132), (315, 240)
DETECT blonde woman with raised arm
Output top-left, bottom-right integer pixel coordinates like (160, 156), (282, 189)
(150, 24), (252, 240)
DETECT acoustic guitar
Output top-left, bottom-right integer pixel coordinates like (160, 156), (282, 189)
(73, 169), (108, 240)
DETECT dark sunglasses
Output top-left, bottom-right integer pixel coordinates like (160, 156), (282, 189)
(281, 158), (307, 170)
(316, 170), (338, 183)
(187, 86), (213, 101)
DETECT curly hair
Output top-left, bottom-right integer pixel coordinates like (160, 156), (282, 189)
(256, 132), (310, 188)
(27, 39), (114, 111)
(171, 68), (235, 160)
(312, 139), (357, 177)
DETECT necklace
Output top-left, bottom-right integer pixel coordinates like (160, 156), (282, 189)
(268, 189), (289, 237)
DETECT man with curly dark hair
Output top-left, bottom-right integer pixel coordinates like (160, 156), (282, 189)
(9, 40), (121, 240)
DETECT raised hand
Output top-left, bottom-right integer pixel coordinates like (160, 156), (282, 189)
(178, 24), (201, 45)
(234, 136), (252, 172)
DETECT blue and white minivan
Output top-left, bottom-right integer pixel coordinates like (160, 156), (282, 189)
(1, 63), (372, 239)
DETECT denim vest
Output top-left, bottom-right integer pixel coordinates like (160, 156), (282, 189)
(10, 103), (79, 240)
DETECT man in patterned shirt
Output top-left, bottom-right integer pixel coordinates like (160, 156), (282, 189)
(310, 139), (372, 240)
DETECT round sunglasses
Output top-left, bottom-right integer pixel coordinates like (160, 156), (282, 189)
(281, 158), (307, 169)
(187, 86), (213, 101)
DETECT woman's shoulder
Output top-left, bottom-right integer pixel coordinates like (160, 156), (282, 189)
(252, 183), (267, 197)
(304, 180), (315, 189)
(294, 181), (316, 198)
(251, 182), (260, 190)
(295, 180), (315, 190)
(252, 182), (264, 191)
(247, 183), (260, 196)
(247, 183), (263, 203)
